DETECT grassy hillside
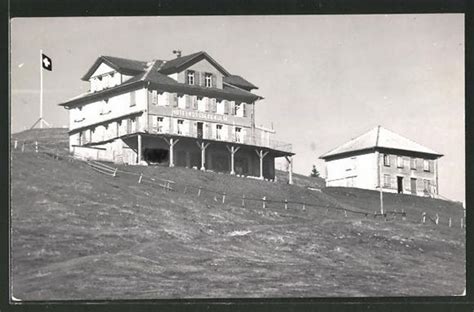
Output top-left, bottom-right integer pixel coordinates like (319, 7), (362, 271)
(10, 129), (465, 300)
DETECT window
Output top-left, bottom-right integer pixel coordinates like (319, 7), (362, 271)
(235, 127), (242, 142)
(178, 94), (186, 109)
(205, 73), (213, 87)
(157, 117), (164, 133)
(192, 96), (198, 110)
(216, 124), (222, 140)
(383, 154), (390, 166)
(423, 179), (431, 192)
(130, 91), (136, 107)
(177, 119), (184, 134)
(423, 159), (431, 172)
(383, 174), (391, 187)
(235, 102), (242, 116)
(100, 99), (110, 115)
(397, 156), (403, 168)
(410, 158), (417, 170)
(187, 71), (195, 85)
(216, 100), (225, 114)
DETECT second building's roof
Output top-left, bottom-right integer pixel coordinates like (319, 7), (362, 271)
(319, 126), (443, 159)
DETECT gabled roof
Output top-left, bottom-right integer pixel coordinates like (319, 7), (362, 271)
(223, 75), (258, 90)
(81, 56), (149, 81)
(159, 51), (231, 76)
(60, 59), (261, 107)
(319, 126), (443, 159)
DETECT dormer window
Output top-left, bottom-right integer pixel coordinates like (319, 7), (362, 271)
(187, 71), (195, 85)
(205, 73), (213, 87)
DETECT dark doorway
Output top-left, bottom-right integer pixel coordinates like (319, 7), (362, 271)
(397, 176), (403, 194)
(143, 148), (168, 164)
(197, 122), (203, 139)
(410, 178), (417, 195)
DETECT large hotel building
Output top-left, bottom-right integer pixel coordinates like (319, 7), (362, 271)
(59, 51), (294, 182)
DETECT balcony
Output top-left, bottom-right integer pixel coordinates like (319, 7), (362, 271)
(149, 126), (292, 154)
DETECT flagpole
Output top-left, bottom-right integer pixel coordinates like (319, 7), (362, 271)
(40, 49), (43, 128)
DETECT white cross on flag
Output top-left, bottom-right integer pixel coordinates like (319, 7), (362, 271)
(42, 53), (52, 71)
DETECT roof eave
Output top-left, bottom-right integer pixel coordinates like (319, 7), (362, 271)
(59, 79), (146, 108)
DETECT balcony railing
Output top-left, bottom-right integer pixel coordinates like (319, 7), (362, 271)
(150, 127), (292, 153)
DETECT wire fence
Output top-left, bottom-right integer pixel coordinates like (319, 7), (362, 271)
(10, 138), (465, 229)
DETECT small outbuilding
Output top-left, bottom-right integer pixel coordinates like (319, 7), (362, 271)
(319, 126), (443, 197)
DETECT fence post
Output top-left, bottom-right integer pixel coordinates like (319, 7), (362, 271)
(326, 208), (329, 216)
(35, 141), (38, 153)
(198, 188), (201, 197)
(422, 212), (426, 224)
(183, 186), (187, 194)
(461, 217), (464, 229)
(113, 168), (118, 177)
(21, 143), (25, 152)
(242, 194), (245, 208)
(14, 140), (18, 149)
(222, 192), (226, 204)
(402, 209), (406, 221)
(302, 202), (306, 211)
(449, 217), (452, 227)
(344, 210), (347, 217)
(284, 199), (288, 210)
(435, 213), (439, 225)
(262, 196), (266, 209)
(138, 173), (143, 184)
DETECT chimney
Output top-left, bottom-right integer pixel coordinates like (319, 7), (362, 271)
(172, 50), (182, 58)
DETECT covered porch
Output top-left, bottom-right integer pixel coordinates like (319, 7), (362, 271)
(122, 132), (295, 183)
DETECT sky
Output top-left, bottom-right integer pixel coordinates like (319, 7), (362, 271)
(10, 15), (465, 202)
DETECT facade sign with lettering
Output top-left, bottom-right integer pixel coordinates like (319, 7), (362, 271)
(172, 109), (229, 122)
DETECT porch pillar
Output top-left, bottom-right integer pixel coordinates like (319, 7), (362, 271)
(226, 145), (241, 175)
(255, 149), (269, 180)
(163, 137), (180, 167)
(285, 155), (293, 185)
(169, 138), (175, 167)
(196, 141), (210, 171)
(137, 134), (142, 164)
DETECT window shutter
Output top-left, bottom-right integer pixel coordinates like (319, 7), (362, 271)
(195, 72), (200, 86)
(200, 72), (206, 86)
(172, 93), (178, 107)
(212, 74), (216, 88)
(205, 98), (210, 112)
(185, 95), (191, 109)
(242, 103), (247, 117)
(193, 96), (198, 109)
(230, 101), (236, 115)
(205, 123), (210, 139)
(212, 99), (217, 112)
(224, 100), (229, 114)
(152, 116), (157, 130)
(185, 70), (189, 84)
(151, 90), (158, 105)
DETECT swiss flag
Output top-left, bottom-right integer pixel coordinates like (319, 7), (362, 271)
(42, 53), (52, 71)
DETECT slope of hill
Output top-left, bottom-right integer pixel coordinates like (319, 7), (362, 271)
(10, 129), (465, 300)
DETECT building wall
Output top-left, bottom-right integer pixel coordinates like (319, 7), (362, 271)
(89, 63), (130, 92)
(325, 152), (377, 188)
(325, 151), (438, 197)
(69, 88), (147, 131)
(379, 152), (438, 196)
(175, 59), (224, 89)
(147, 88), (261, 144)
